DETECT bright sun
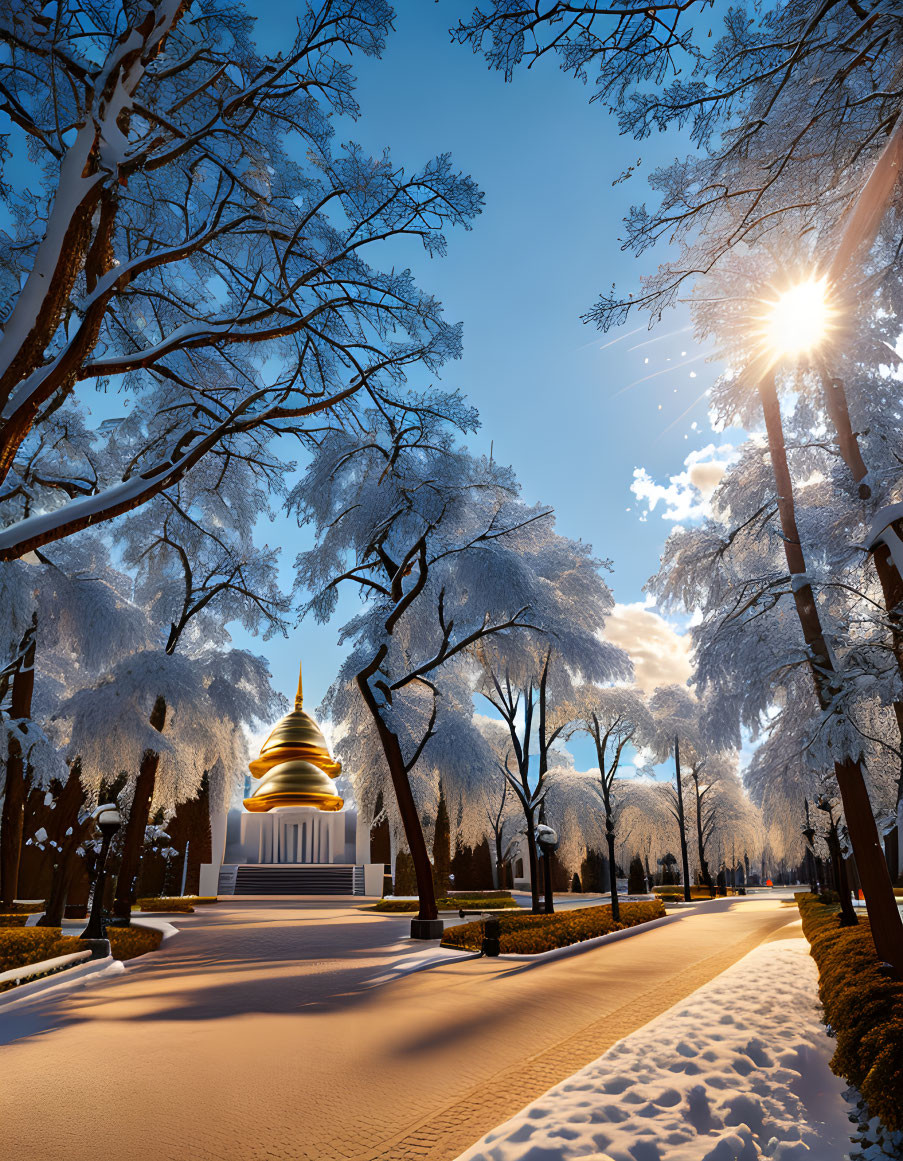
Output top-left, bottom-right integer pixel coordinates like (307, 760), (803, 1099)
(763, 277), (832, 358)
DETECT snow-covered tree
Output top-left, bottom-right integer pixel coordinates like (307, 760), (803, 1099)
(459, 0), (903, 966)
(685, 750), (762, 890)
(615, 778), (675, 884)
(2, 445), (289, 917)
(455, 4), (903, 330)
(648, 684), (702, 901)
(0, 540), (148, 906)
(56, 443), (289, 917)
(474, 714), (524, 888)
(295, 408), (550, 931)
(474, 522), (630, 912)
(0, 0), (481, 559)
(564, 685), (653, 918)
(538, 763), (608, 881)
(117, 445), (290, 656)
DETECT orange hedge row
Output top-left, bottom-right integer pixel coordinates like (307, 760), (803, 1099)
(375, 895), (519, 913)
(0, 929), (85, 987)
(136, 896), (218, 913)
(107, 925), (163, 960)
(441, 899), (666, 954)
(0, 914), (30, 927)
(797, 892), (903, 1131)
(655, 887), (719, 900)
(0, 924), (163, 989)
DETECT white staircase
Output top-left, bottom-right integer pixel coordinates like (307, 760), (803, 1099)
(229, 864), (363, 896)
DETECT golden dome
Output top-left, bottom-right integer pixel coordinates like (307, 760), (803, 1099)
(243, 759), (343, 813)
(243, 663), (344, 813)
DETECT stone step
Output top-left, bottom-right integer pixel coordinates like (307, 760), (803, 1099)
(232, 864), (362, 896)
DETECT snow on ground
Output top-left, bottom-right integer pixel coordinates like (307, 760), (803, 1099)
(456, 934), (860, 1161)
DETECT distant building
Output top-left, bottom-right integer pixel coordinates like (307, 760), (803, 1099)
(200, 663), (382, 897)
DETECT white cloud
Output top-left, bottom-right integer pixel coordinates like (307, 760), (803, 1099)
(602, 602), (693, 693)
(631, 443), (738, 522)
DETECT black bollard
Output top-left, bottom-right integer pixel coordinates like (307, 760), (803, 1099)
(482, 916), (501, 957)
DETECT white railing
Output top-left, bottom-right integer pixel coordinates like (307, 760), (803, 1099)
(0, 949), (93, 990)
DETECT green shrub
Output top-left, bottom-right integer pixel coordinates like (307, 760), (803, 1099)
(441, 899), (666, 954)
(797, 892), (903, 1131)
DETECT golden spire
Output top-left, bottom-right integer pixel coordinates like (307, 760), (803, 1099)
(243, 660), (343, 813)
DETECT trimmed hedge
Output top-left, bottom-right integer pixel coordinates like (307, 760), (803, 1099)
(108, 925), (163, 960)
(374, 894), (519, 913)
(654, 887), (719, 900)
(441, 899), (666, 954)
(0, 929), (84, 981)
(136, 896), (218, 913)
(797, 892), (903, 1131)
(448, 890), (514, 899)
(0, 924), (163, 990)
(1, 926), (164, 968)
(0, 914), (30, 927)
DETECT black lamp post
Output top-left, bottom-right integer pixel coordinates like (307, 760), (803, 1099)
(80, 809), (121, 940)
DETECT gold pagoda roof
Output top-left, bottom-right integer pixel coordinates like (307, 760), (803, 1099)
(243, 663), (343, 813)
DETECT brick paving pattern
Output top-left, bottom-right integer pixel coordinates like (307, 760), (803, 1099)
(0, 896), (796, 1161)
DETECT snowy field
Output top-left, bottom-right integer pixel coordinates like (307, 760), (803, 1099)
(455, 932), (870, 1161)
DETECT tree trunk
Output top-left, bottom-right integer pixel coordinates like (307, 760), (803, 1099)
(760, 372), (903, 970)
(821, 117), (903, 746)
(523, 803), (541, 914)
(674, 737), (692, 903)
(432, 782), (451, 898)
(41, 843), (83, 927)
(593, 732), (622, 921)
(37, 760), (90, 926)
(600, 779), (620, 922)
(491, 831), (502, 889)
(692, 775), (714, 896)
(0, 614), (37, 908)
(0, 745), (28, 909)
(889, 769), (903, 886)
(826, 815), (859, 926)
(542, 849), (554, 913)
(113, 694), (167, 920)
(356, 674), (438, 923)
(531, 659), (553, 915)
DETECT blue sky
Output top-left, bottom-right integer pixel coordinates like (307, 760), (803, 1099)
(0, 2), (733, 769)
(244, 2), (732, 762)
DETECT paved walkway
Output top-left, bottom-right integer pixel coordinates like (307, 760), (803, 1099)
(0, 895), (800, 1161)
